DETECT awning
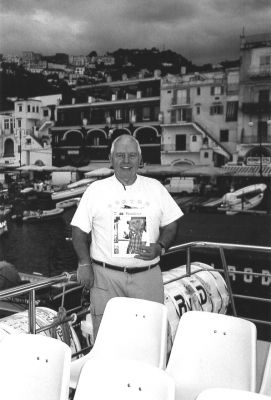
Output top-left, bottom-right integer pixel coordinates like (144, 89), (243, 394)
(222, 165), (271, 177)
(181, 165), (230, 177)
(16, 165), (59, 172)
(84, 167), (114, 178)
(78, 162), (111, 172)
(138, 165), (191, 177)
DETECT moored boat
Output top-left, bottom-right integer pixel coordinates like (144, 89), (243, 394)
(51, 185), (89, 201)
(219, 183), (267, 215)
(56, 197), (81, 209)
(22, 207), (65, 221)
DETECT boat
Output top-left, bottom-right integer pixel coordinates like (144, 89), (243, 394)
(0, 219), (8, 236)
(219, 184), (267, 215)
(22, 207), (65, 221)
(56, 197), (81, 209)
(0, 241), (270, 398)
(51, 185), (90, 201)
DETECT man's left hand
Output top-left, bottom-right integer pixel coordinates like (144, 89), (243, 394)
(134, 243), (161, 260)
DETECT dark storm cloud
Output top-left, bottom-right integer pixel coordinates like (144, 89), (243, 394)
(124, 0), (197, 23)
(0, 0), (271, 64)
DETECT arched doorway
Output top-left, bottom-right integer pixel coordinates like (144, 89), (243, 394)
(86, 129), (108, 160)
(4, 138), (14, 157)
(134, 127), (160, 164)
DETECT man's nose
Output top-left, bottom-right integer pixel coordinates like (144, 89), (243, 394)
(124, 154), (129, 162)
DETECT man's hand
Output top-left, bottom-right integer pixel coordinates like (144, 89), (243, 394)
(134, 243), (161, 260)
(77, 265), (94, 289)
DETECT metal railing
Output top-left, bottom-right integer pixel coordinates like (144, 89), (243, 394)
(0, 241), (270, 334)
(167, 241), (271, 328)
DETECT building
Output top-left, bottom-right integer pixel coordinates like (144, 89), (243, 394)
(0, 94), (61, 167)
(51, 73), (162, 166)
(237, 33), (271, 173)
(160, 69), (236, 167)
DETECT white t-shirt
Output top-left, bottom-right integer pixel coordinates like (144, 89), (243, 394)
(71, 174), (183, 267)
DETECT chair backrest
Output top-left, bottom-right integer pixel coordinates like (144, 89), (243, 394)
(0, 333), (71, 400)
(196, 388), (271, 400)
(74, 358), (175, 400)
(260, 342), (271, 396)
(92, 297), (168, 369)
(166, 311), (257, 400)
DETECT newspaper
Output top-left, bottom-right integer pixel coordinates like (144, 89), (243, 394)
(112, 208), (149, 257)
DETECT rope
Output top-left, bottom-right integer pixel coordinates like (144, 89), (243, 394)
(50, 306), (71, 347)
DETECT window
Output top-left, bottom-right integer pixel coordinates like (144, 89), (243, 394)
(192, 135), (197, 142)
(260, 55), (271, 66)
(18, 119), (22, 128)
(27, 105), (31, 112)
(220, 129), (229, 142)
(226, 101), (238, 121)
(210, 86), (224, 96)
(36, 106), (39, 113)
(173, 89), (189, 105)
(171, 110), (176, 123)
(210, 104), (223, 115)
(197, 87), (201, 96)
(115, 109), (122, 120)
(258, 90), (269, 104)
(204, 152), (209, 158)
(93, 137), (100, 146)
(176, 134), (186, 151)
(18, 104), (23, 112)
(258, 121), (267, 142)
(142, 106), (150, 120)
(196, 106), (200, 115)
(32, 106), (35, 112)
(26, 138), (31, 145)
(43, 110), (49, 117)
(4, 120), (9, 129)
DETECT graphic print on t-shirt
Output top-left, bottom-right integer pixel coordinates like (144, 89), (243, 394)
(112, 207), (150, 257)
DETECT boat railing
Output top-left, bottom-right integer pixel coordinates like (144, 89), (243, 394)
(0, 241), (270, 336)
(166, 241), (271, 328)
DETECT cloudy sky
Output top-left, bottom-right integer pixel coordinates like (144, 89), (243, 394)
(0, 0), (271, 65)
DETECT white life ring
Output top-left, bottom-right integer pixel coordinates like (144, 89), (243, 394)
(163, 262), (229, 341)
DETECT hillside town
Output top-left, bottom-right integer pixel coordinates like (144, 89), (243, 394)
(0, 32), (270, 186)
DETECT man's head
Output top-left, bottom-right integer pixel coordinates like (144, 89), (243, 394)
(109, 135), (142, 186)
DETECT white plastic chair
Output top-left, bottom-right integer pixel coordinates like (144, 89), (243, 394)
(166, 311), (257, 400)
(260, 342), (271, 396)
(196, 388), (271, 400)
(74, 358), (175, 400)
(70, 297), (168, 388)
(0, 333), (71, 400)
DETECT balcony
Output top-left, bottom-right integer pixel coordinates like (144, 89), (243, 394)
(241, 135), (271, 144)
(248, 65), (271, 79)
(242, 102), (271, 114)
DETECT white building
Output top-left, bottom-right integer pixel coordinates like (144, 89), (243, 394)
(0, 94), (62, 167)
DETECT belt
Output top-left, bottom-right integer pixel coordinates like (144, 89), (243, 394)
(91, 258), (159, 274)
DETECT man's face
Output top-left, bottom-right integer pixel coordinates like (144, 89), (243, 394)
(110, 136), (141, 185)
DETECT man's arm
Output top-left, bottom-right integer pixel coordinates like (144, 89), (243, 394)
(72, 226), (94, 288)
(157, 219), (179, 251)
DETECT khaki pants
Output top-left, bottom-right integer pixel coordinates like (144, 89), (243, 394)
(90, 262), (164, 339)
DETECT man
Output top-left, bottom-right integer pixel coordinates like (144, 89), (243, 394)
(71, 134), (183, 337)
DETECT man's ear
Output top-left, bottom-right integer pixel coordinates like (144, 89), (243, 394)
(109, 154), (112, 167)
(139, 155), (144, 168)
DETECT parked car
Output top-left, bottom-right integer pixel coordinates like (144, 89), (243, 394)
(164, 177), (199, 194)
